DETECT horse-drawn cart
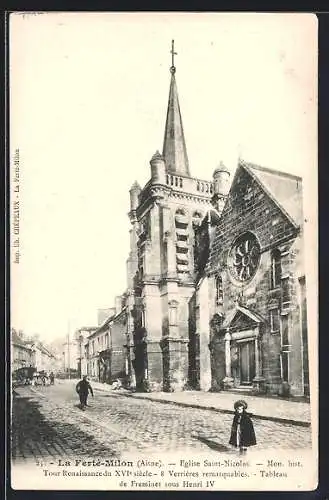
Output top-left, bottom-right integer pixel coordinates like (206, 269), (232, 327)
(12, 366), (37, 387)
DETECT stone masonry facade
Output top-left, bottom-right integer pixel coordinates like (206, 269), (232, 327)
(80, 49), (309, 399)
(192, 162), (308, 397)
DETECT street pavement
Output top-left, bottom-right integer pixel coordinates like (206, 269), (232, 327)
(91, 381), (311, 426)
(11, 381), (312, 464)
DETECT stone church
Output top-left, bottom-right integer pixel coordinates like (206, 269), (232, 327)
(123, 47), (309, 398)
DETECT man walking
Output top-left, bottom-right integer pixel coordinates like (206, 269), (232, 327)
(76, 375), (94, 409)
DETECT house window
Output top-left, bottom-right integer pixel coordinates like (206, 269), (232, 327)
(271, 249), (282, 288)
(215, 275), (223, 304)
(270, 308), (280, 333)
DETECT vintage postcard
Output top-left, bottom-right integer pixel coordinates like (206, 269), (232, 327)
(9, 12), (318, 491)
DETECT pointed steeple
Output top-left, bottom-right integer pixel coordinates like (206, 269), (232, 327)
(162, 41), (190, 177)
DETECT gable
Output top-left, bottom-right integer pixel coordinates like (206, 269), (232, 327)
(208, 164), (299, 273)
(222, 305), (264, 331)
(244, 162), (303, 227)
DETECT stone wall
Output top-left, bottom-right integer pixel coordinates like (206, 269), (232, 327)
(111, 312), (127, 381)
(204, 165), (306, 396)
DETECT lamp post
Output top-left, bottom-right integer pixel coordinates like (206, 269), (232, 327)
(78, 333), (83, 378)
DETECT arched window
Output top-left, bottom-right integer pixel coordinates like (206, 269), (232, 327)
(215, 275), (223, 304)
(271, 249), (282, 288)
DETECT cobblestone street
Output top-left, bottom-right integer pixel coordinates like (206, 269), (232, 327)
(11, 382), (312, 464)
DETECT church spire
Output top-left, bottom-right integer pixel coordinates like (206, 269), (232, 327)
(162, 40), (190, 177)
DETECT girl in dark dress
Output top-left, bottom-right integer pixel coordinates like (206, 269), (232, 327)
(229, 400), (256, 454)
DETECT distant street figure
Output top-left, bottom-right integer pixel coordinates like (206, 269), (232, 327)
(112, 379), (122, 390)
(49, 372), (55, 385)
(229, 400), (256, 454)
(76, 375), (94, 409)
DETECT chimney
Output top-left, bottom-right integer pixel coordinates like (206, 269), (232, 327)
(115, 296), (122, 315)
(97, 308), (114, 326)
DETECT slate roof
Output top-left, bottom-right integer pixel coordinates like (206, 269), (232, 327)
(241, 160), (303, 227)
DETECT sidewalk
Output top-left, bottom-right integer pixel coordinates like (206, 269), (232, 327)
(89, 380), (311, 427)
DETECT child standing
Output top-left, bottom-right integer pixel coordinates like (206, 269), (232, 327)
(229, 400), (256, 454)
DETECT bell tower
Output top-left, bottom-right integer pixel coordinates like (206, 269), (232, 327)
(127, 42), (229, 392)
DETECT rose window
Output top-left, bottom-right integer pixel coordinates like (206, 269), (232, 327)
(229, 232), (260, 282)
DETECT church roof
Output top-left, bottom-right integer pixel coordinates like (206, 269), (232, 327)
(241, 160), (303, 227)
(162, 68), (190, 176)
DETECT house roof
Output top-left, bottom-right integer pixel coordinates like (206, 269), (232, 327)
(11, 330), (30, 349)
(241, 160), (303, 227)
(36, 342), (56, 358)
(88, 314), (115, 339)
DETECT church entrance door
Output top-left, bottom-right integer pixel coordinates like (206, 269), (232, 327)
(239, 341), (255, 385)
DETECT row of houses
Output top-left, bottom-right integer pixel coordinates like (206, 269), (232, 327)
(74, 303), (130, 385)
(11, 329), (59, 374)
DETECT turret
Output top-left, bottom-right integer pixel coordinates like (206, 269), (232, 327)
(213, 161), (231, 196)
(212, 161), (231, 213)
(150, 150), (166, 185)
(129, 181), (141, 212)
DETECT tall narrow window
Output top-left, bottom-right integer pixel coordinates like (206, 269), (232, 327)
(280, 313), (290, 383)
(141, 307), (146, 328)
(215, 275), (223, 304)
(271, 249), (282, 288)
(281, 351), (289, 383)
(281, 277), (290, 309)
(281, 314), (289, 347)
(270, 308), (280, 333)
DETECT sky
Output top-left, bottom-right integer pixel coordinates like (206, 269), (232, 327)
(9, 13), (317, 343)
